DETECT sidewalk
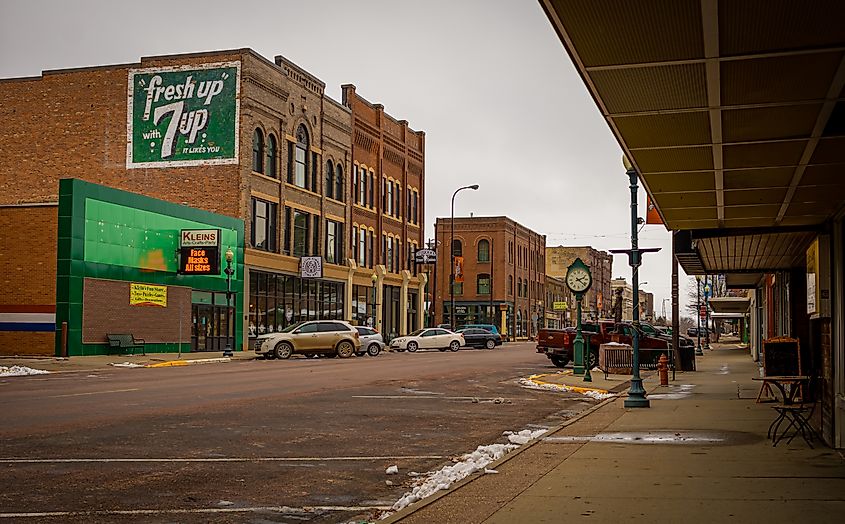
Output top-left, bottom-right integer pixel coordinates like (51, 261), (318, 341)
(387, 342), (845, 523)
(0, 350), (256, 373)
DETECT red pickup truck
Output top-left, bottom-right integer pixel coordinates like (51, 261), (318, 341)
(536, 320), (670, 368)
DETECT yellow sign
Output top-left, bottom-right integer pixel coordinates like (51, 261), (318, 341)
(553, 301), (568, 311)
(130, 283), (167, 307)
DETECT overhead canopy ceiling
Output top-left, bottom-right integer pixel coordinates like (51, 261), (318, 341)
(708, 296), (751, 314)
(541, 0), (845, 273)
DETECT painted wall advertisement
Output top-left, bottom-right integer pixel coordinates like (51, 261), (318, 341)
(129, 283), (168, 307)
(127, 61), (240, 168)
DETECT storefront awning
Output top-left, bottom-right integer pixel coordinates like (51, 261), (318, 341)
(708, 296), (751, 315)
(541, 0), (845, 274)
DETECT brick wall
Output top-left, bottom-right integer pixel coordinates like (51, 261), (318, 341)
(0, 206), (57, 304)
(0, 53), (244, 216)
(82, 278), (191, 344)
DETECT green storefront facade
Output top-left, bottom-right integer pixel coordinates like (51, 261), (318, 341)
(56, 179), (244, 356)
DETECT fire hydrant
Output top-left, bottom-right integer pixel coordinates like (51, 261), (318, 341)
(658, 353), (669, 386)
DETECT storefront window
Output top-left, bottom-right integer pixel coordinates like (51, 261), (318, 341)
(248, 271), (344, 339)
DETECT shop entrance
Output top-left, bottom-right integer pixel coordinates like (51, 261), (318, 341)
(191, 291), (234, 352)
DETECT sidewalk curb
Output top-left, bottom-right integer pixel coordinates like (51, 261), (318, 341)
(523, 372), (610, 395)
(381, 390), (622, 523)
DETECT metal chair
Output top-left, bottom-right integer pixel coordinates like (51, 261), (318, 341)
(770, 377), (818, 448)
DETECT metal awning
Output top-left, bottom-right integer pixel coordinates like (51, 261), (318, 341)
(541, 0), (845, 274)
(708, 296), (751, 314)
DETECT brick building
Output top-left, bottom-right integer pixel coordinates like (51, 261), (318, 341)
(544, 275), (572, 328)
(545, 246), (612, 320)
(341, 85), (425, 340)
(434, 216), (546, 340)
(0, 49), (426, 355)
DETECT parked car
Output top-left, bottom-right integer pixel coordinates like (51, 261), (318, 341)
(390, 328), (465, 352)
(254, 320), (361, 359)
(687, 327), (709, 337)
(354, 326), (384, 357)
(456, 327), (502, 349)
(458, 323), (501, 335)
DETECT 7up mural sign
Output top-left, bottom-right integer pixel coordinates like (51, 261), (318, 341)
(126, 61), (240, 168)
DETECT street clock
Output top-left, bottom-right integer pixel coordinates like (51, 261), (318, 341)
(566, 258), (593, 294)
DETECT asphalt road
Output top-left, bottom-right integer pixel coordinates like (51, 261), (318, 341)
(0, 343), (597, 523)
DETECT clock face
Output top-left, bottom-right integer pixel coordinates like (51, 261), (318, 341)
(567, 267), (591, 293)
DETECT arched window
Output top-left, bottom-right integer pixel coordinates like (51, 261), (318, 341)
(335, 165), (344, 202)
(477, 239), (490, 262)
(477, 274), (491, 295)
(294, 124), (309, 188)
(325, 160), (335, 200)
(508, 275), (513, 296)
(452, 239), (463, 257)
(266, 134), (277, 178)
(252, 128), (264, 173)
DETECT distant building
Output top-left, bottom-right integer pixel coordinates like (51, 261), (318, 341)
(638, 290), (655, 322)
(546, 246), (612, 320)
(544, 275), (572, 328)
(434, 216), (546, 340)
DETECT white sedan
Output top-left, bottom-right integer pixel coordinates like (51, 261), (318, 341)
(390, 328), (465, 353)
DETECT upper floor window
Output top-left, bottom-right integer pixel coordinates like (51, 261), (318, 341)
(386, 181), (393, 215)
(508, 275), (513, 296)
(335, 165), (344, 202)
(478, 239), (490, 262)
(394, 182), (401, 218)
(293, 125), (309, 188)
(266, 134), (277, 178)
(358, 227), (367, 267)
(326, 160), (335, 200)
(325, 219), (343, 265)
(358, 167), (367, 206)
(251, 198), (276, 252)
(452, 239), (463, 258)
(477, 274), (491, 295)
(252, 129), (264, 173)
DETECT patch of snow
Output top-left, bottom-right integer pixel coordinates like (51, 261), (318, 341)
(518, 377), (615, 401)
(484, 468), (498, 474)
(385, 428), (547, 516)
(0, 366), (50, 377)
(109, 362), (145, 368)
(385, 465), (398, 475)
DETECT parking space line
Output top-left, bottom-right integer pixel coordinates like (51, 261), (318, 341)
(0, 455), (446, 464)
(0, 505), (394, 518)
(47, 388), (140, 398)
(351, 395), (534, 401)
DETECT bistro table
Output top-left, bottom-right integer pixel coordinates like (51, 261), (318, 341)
(753, 375), (808, 404)
(753, 376), (812, 446)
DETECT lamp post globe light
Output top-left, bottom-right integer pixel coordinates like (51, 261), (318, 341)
(450, 184), (479, 330)
(223, 248), (235, 358)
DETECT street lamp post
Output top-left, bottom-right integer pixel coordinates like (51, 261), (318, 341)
(223, 248), (235, 357)
(371, 272), (378, 329)
(704, 277), (711, 349)
(450, 184), (479, 330)
(612, 156), (660, 408)
(696, 276), (703, 356)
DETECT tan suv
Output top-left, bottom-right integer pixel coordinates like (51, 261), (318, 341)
(254, 320), (361, 359)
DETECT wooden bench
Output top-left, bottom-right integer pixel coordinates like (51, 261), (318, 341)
(106, 334), (146, 355)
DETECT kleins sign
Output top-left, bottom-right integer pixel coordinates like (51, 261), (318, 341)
(179, 229), (220, 275)
(127, 62), (240, 168)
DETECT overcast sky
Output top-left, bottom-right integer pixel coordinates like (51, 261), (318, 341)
(0, 0), (695, 319)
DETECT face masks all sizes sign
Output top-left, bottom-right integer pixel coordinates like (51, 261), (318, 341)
(126, 61), (240, 168)
(179, 229), (221, 275)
